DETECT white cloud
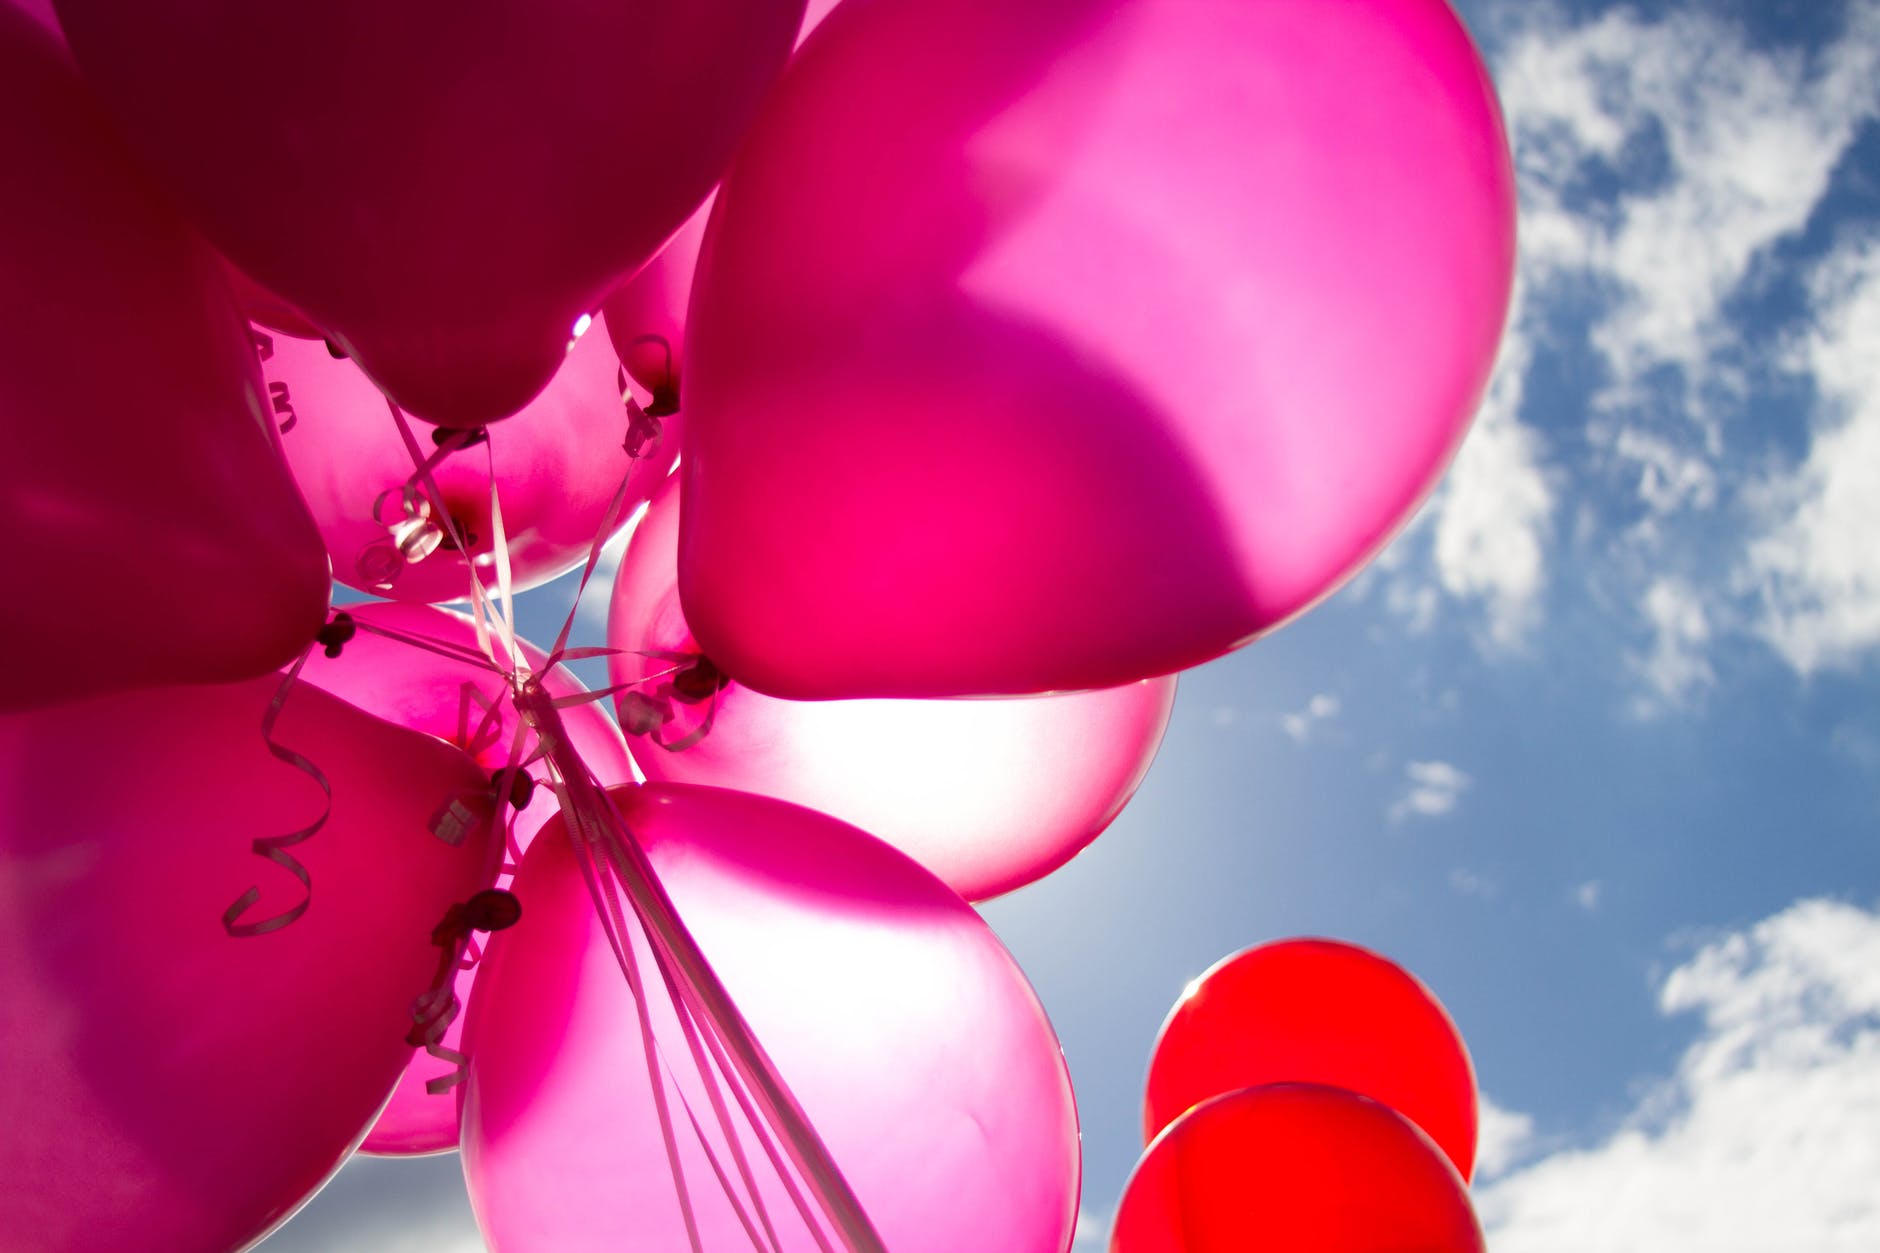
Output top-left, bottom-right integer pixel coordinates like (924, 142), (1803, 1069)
(1280, 693), (1341, 744)
(1574, 880), (1603, 912)
(1746, 236), (1880, 674)
(1428, 314), (1555, 648)
(1448, 867), (1499, 901)
(1391, 760), (1472, 822)
(1072, 1206), (1109, 1251)
(1476, 1096), (1538, 1182)
(1478, 898), (1880, 1251)
(1630, 577), (1716, 714)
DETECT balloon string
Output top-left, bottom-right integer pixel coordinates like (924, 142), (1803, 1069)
(352, 619), (503, 671)
(514, 677), (887, 1253)
(544, 388), (665, 669)
(407, 887), (523, 1095)
(222, 644), (329, 938)
(553, 770), (707, 1253)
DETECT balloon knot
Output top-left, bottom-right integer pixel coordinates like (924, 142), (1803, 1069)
(465, 888), (523, 933)
(645, 383), (680, 419)
(671, 654), (730, 705)
(315, 611), (356, 658)
(496, 768), (536, 811)
(433, 425), (489, 449)
(323, 338), (347, 359)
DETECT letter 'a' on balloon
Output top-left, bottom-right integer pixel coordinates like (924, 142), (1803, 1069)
(1143, 937), (1478, 1179)
(296, 601), (635, 1156)
(679, 0), (1517, 699)
(0, 674), (503, 1253)
(0, 6), (330, 712)
(51, 0), (809, 427)
(461, 782), (1082, 1253)
(608, 476), (1175, 901)
(1110, 1084), (1486, 1253)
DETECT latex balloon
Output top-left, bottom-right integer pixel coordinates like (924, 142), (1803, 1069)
(0, 674), (502, 1253)
(298, 601), (634, 1155)
(681, 0), (1516, 698)
(52, 0), (807, 427)
(1111, 1085), (1486, 1253)
(602, 198), (710, 407)
(609, 476), (1174, 900)
(1143, 938), (1478, 1179)
(263, 314), (676, 603)
(462, 782), (1081, 1252)
(0, 9), (329, 712)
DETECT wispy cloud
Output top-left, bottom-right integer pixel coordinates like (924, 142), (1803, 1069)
(1630, 577), (1716, 715)
(1280, 693), (1341, 744)
(1390, 760), (1472, 822)
(1478, 897), (1880, 1249)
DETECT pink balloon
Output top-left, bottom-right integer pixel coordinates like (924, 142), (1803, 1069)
(224, 259), (325, 341)
(463, 782), (1081, 1252)
(680, 0), (1516, 698)
(263, 315), (677, 603)
(0, 674), (503, 1252)
(609, 476), (1174, 900)
(52, 0), (807, 427)
(0, 10), (330, 712)
(602, 197), (711, 407)
(295, 601), (634, 1155)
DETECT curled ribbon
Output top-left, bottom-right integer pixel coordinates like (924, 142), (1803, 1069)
(221, 642), (330, 938)
(407, 888), (524, 1094)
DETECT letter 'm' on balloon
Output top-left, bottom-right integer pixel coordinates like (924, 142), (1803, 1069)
(51, 0), (808, 427)
(1144, 937), (1478, 1179)
(1111, 1085), (1486, 1253)
(0, 675), (503, 1253)
(0, 8), (329, 712)
(298, 602), (635, 1155)
(610, 476), (1174, 900)
(462, 782), (1081, 1253)
(265, 315), (676, 603)
(680, 0), (1516, 698)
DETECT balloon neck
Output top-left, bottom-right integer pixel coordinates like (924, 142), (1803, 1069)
(670, 654), (730, 705)
(645, 383), (680, 419)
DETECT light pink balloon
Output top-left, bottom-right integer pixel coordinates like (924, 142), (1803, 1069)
(681, 0), (1516, 699)
(263, 314), (677, 603)
(296, 600), (634, 1155)
(602, 197), (711, 407)
(0, 9), (330, 712)
(0, 674), (502, 1252)
(52, 0), (807, 427)
(609, 476), (1174, 900)
(462, 782), (1081, 1253)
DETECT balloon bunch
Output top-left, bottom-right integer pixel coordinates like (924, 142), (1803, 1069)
(1116, 939), (1487, 1251)
(0, 0), (1513, 1249)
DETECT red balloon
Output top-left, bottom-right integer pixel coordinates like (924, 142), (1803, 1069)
(0, 8), (330, 712)
(679, 0), (1515, 698)
(0, 674), (503, 1252)
(1112, 1085), (1486, 1253)
(1145, 938), (1477, 1179)
(608, 476), (1174, 900)
(52, 0), (807, 427)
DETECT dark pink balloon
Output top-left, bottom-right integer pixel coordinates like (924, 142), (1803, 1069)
(0, 674), (503, 1252)
(224, 259), (325, 341)
(609, 477), (1174, 900)
(0, 9), (329, 712)
(681, 0), (1516, 698)
(264, 314), (676, 603)
(462, 783), (1081, 1252)
(52, 0), (807, 427)
(602, 197), (711, 406)
(297, 601), (635, 1155)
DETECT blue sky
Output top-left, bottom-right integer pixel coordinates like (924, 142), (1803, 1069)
(262, 1), (1880, 1247)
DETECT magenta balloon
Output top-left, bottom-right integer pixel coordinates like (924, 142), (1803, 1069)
(680, 0), (1516, 699)
(0, 10), (329, 712)
(52, 0), (807, 428)
(602, 197), (712, 405)
(265, 314), (677, 603)
(296, 601), (634, 1155)
(609, 477), (1174, 900)
(225, 260), (326, 341)
(0, 675), (502, 1252)
(462, 783), (1081, 1252)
